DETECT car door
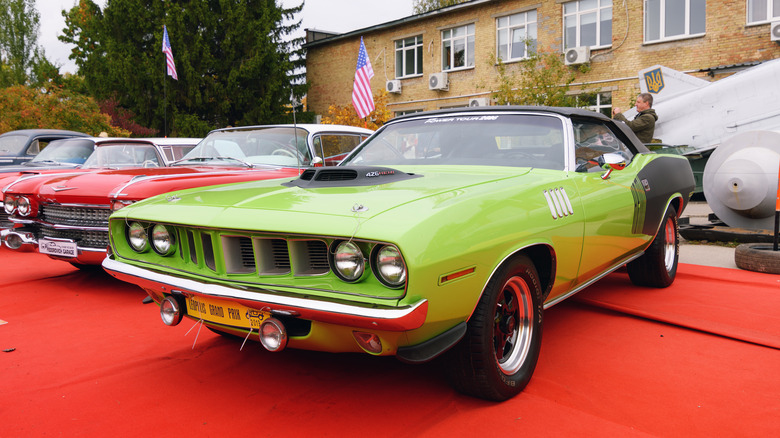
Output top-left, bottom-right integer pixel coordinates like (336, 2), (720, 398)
(569, 120), (648, 284)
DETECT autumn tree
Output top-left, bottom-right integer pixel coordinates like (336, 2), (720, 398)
(0, 85), (129, 136)
(412, 0), (468, 14)
(60, 0), (307, 137)
(320, 90), (392, 130)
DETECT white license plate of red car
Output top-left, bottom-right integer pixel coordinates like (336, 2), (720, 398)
(38, 239), (78, 258)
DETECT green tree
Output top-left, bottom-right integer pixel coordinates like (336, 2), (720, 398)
(0, 0), (53, 86)
(412, 0), (468, 14)
(491, 47), (595, 107)
(61, 0), (308, 137)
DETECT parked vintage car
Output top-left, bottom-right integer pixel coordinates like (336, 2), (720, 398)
(0, 137), (199, 232)
(0, 136), (199, 174)
(0, 129), (89, 166)
(2, 125), (372, 267)
(101, 107), (695, 400)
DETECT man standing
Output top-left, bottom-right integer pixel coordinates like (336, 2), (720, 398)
(612, 93), (657, 143)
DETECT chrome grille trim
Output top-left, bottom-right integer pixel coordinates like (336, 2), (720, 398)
(42, 204), (111, 227)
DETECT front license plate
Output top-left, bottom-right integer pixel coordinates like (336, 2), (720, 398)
(185, 296), (270, 330)
(39, 239), (78, 258)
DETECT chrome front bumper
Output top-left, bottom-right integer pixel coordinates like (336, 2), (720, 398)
(102, 256), (428, 332)
(1, 228), (107, 264)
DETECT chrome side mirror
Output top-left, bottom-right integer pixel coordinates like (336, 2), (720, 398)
(310, 157), (324, 168)
(598, 152), (628, 180)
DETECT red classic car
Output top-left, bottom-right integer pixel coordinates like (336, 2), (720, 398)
(0, 137), (199, 231)
(2, 124), (372, 268)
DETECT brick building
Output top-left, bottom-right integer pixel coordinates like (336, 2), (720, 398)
(304, 0), (780, 119)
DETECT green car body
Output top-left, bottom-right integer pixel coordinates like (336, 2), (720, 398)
(104, 107), (695, 400)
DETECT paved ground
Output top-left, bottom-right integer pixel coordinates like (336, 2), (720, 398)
(679, 200), (737, 269)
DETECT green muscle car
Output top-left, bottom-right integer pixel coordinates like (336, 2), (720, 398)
(103, 107), (695, 400)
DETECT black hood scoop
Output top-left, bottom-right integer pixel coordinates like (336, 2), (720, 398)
(283, 166), (421, 188)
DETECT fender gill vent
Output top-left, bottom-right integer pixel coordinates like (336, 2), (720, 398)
(543, 187), (574, 219)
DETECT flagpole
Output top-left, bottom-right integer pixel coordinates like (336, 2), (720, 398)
(163, 25), (167, 137)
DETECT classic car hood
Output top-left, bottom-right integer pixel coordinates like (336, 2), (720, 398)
(29, 166), (297, 205)
(125, 166), (533, 227)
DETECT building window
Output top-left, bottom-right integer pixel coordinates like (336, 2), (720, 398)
(395, 36), (423, 78)
(395, 109), (423, 118)
(497, 10), (537, 62)
(442, 24), (475, 71)
(563, 0), (612, 49)
(747, 0), (780, 24)
(582, 92), (612, 117)
(645, 0), (706, 43)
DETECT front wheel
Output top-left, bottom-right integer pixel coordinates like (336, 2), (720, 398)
(445, 254), (543, 401)
(627, 204), (679, 287)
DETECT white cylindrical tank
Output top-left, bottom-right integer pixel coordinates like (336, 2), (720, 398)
(703, 130), (780, 230)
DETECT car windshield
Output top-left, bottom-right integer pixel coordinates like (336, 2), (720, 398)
(27, 138), (94, 166)
(82, 143), (162, 168)
(342, 113), (566, 170)
(173, 127), (311, 167)
(0, 134), (28, 156)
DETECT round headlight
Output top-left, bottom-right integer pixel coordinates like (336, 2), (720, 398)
(331, 241), (365, 282)
(16, 196), (31, 216)
(373, 245), (407, 288)
(151, 224), (176, 256)
(4, 195), (16, 214)
(127, 222), (149, 252)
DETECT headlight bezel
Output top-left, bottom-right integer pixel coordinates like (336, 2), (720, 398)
(16, 196), (31, 216)
(329, 240), (366, 282)
(4, 195), (16, 214)
(151, 223), (176, 256)
(127, 221), (150, 253)
(370, 244), (407, 288)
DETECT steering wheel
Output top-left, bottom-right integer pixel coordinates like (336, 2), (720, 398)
(142, 160), (159, 168)
(271, 147), (298, 159)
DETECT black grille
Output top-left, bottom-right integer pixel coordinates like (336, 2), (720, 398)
(307, 240), (329, 271)
(0, 211), (11, 228)
(315, 169), (357, 181)
(299, 169), (316, 181)
(269, 239), (290, 271)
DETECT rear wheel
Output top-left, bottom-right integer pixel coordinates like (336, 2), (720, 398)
(627, 204), (678, 287)
(445, 254), (543, 401)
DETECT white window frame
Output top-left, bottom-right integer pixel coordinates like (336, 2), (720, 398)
(395, 36), (423, 79)
(496, 10), (538, 62)
(644, 0), (706, 44)
(563, 0), (613, 50)
(441, 23), (475, 72)
(747, 0), (780, 24)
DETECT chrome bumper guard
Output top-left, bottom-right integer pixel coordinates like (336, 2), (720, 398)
(102, 257), (428, 332)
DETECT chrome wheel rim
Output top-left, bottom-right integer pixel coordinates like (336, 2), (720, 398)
(495, 276), (533, 374)
(663, 216), (676, 272)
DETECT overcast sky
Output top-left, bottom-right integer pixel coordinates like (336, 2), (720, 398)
(36, 0), (416, 74)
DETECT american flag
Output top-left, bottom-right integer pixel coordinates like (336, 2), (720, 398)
(162, 25), (178, 80)
(352, 37), (374, 118)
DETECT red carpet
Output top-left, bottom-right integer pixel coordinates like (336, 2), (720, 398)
(1, 248), (778, 437)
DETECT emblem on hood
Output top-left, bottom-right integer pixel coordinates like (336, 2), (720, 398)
(51, 185), (78, 192)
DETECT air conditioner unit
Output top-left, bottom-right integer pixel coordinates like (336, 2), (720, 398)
(386, 80), (402, 94)
(469, 97), (489, 107)
(428, 72), (449, 91)
(564, 46), (591, 65)
(771, 21), (780, 42)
